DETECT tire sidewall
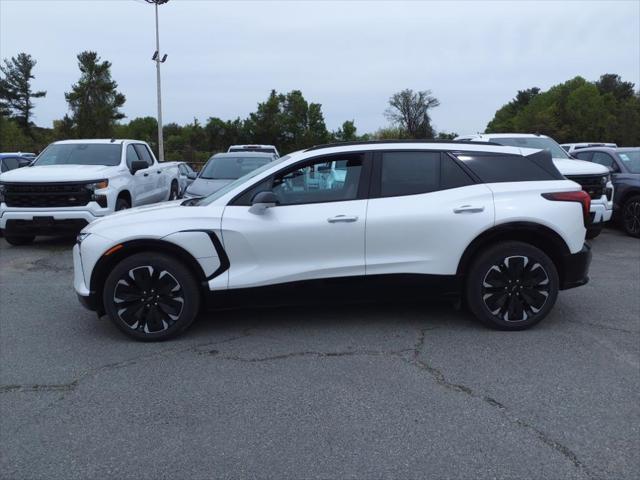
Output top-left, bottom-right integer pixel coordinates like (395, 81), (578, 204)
(103, 252), (200, 341)
(622, 196), (640, 238)
(115, 198), (130, 211)
(466, 242), (559, 330)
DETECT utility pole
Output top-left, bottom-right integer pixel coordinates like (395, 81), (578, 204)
(145, 0), (169, 161)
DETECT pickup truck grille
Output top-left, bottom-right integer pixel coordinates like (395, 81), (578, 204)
(565, 175), (606, 200)
(3, 183), (91, 208)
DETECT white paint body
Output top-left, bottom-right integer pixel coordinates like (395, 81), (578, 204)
(0, 139), (180, 230)
(73, 142), (588, 301)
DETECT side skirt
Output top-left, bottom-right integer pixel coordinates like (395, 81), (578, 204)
(203, 274), (463, 311)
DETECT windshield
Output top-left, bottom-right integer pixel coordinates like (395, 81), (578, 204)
(200, 156), (272, 180)
(618, 149), (640, 174)
(196, 155), (289, 206)
(489, 137), (570, 159)
(34, 143), (122, 166)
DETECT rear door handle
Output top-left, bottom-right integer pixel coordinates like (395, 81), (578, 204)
(453, 205), (484, 214)
(327, 215), (358, 223)
(157, 170), (161, 174)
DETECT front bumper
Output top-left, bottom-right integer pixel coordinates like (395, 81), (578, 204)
(560, 243), (592, 290)
(73, 243), (99, 312)
(589, 201), (612, 224)
(0, 203), (110, 233)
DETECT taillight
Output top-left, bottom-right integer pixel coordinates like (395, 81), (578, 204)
(542, 191), (591, 227)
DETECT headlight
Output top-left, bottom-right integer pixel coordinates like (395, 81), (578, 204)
(86, 179), (109, 191)
(76, 232), (91, 245)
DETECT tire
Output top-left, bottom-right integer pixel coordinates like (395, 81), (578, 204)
(169, 181), (179, 201)
(465, 241), (559, 330)
(115, 197), (130, 211)
(586, 226), (602, 239)
(103, 252), (201, 341)
(621, 195), (640, 238)
(4, 234), (35, 246)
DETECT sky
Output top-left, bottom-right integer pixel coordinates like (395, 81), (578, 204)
(1, 0), (639, 135)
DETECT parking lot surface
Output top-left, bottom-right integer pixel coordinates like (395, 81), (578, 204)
(1, 229), (638, 480)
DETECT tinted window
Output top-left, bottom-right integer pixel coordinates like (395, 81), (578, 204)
(591, 152), (615, 169)
(380, 152), (440, 197)
(178, 164), (187, 175)
(441, 155), (474, 189)
(455, 152), (560, 183)
(133, 144), (154, 166)
(618, 150), (640, 174)
(126, 145), (139, 169)
(34, 144), (122, 166)
(230, 147), (276, 155)
(1, 157), (20, 172)
(573, 151), (593, 161)
(200, 156), (272, 180)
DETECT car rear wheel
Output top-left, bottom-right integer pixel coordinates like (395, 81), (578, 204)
(4, 234), (35, 246)
(622, 195), (640, 238)
(466, 241), (559, 330)
(103, 252), (200, 341)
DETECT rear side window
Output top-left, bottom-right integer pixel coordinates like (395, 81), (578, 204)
(380, 152), (440, 197)
(454, 152), (561, 183)
(133, 144), (154, 166)
(574, 151), (593, 161)
(441, 155), (474, 189)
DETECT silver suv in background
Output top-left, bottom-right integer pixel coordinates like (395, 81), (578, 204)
(456, 133), (613, 238)
(228, 144), (280, 157)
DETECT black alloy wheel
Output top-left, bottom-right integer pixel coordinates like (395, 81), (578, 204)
(622, 196), (640, 238)
(481, 255), (550, 322)
(103, 252), (200, 341)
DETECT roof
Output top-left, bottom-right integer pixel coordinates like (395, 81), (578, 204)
(305, 139), (501, 152)
(571, 146), (636, 153)
(52, 139), (146, 145)
(212, 152), (276, 158)
(228, 144), (277, 149)
(456, 133), (550, 141)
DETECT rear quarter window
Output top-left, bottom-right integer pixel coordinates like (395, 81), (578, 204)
(454, 152), (561, 183)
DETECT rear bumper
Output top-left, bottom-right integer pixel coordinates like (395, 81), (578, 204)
(560, 243), (592, 290)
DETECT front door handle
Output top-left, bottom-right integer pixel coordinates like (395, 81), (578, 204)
(453, 205), (485, 214)
(327, 215), (358, 223)
(157, 170), (161, 174)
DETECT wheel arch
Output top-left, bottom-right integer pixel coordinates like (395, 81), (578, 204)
(117, 189), (132, 206)
(618, 187), (640, 208)
(90, 239), (208, 316)
(456, 222), (571, 283)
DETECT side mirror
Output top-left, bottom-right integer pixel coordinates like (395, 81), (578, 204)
(608, 165), (619, 174)
(187, 172), (197, 180)
(130, 160), (148, 174)
(249, 191), (278, 215)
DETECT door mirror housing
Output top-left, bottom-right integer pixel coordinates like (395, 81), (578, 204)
(249, 191), (279, 215)
(130, 160), (148, 174)
(608, 164), (619, 173)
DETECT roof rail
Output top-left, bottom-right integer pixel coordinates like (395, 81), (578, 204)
(304, 139), (501, 152)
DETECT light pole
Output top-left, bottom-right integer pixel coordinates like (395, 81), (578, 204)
(145, 0), (169, 161)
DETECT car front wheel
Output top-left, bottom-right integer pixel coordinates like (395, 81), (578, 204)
(466, 241), (559, 330)
(103, 252), (200, 341)
(622, 195), (640, 238)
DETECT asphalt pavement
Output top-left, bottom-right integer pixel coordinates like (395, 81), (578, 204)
(1, 228), (638, 480)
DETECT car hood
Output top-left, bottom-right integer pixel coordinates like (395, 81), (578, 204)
(0, 164), (118, 183)
(186, 178), (232, 196)
(552, 157), (608, 176)
(83, 200), (225, 240)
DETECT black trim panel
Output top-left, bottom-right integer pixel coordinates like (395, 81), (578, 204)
(560, 243), (591, 290)
(178, 229), (230, 280)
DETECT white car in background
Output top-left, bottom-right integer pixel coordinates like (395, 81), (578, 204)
(456, 133), (614, 238)
(0, 139), (180, 245)
(73, 140), (592, 341)
(561, 142), (618, 154)
(228, 144), (280, 157)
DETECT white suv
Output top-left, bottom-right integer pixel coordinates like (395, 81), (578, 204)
(74, 141), (592, 340)
(456, 134), (614, 238)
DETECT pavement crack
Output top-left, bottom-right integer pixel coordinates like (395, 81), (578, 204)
(201, 348), (413, 363)
(564, 318), (638, 335)
(0, 383), (77, 393)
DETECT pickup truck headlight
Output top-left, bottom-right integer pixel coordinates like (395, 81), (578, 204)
(85, 180), (109, 207)
(86, 180), (109, 191)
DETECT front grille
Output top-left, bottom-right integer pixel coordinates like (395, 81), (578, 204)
(566, 175), (606, 200)
(4, 183), (91, 208)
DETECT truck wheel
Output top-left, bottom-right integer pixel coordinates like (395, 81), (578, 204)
(586, 226), (602, 239)
(4, 235), (35, 246)
(466, 241), (559, 330)
(169, 181), (179, 200)
(115, 197), (130, 211)
(622, 195), (640, 238)
(102, 252), (201, 341)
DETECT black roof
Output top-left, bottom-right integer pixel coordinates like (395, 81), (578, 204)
(305, 139), (502, 152)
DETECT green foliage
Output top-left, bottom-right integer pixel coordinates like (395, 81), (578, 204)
(486, 75), (640, 145)
(0, 53), (46, 135)
(64, 51), (126, 138)
(332, 120), (358, 142)
(436, 131), (458, 140)
(385, 89), (440, 139)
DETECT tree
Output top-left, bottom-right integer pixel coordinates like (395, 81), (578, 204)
(486, 87), (540, 132)
(333, 120), (358, 142)
(384, 89), (440, 138)
(436, 131), (458, 140)
(0, 53), (46, 135)
(596, 74), (635, 100)
(64, 51), (125, 138)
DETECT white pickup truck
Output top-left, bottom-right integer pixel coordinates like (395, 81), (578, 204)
(0, 139), (180, 245)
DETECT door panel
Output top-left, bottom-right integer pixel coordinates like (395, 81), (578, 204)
(222, 201), (367, 288)
(366, 184), (494, 276)
(126, 145), (155, 206)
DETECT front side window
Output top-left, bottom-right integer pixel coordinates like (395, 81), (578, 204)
(618, 149), (640, 173)
(126, 145), (139, 169)
(34, 143), (122, 166)
(133, 144), (154, 166)
(270, 154), (363, 205)
(380, 151), (440, 197)
(200, 156), (272, 180)
(591, 152), (615, 170)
